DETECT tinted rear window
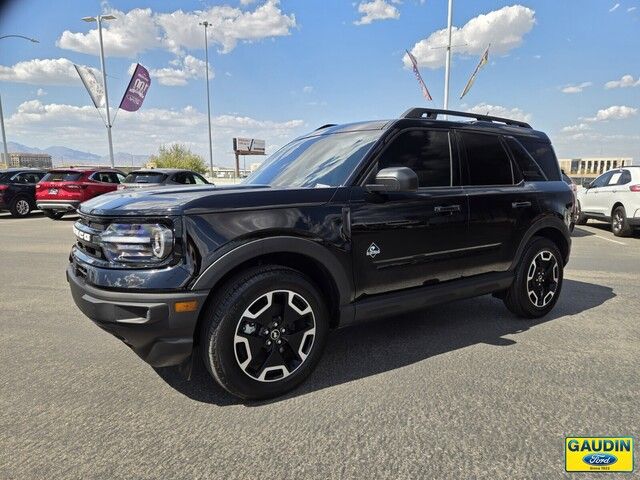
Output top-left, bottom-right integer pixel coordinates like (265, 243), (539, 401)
(42, 171), (83, 182)
(505, 137), (546, 182)
(123, 172), (167, 184)
(516, 137), (560, 181)
(459, 132), (514, 185)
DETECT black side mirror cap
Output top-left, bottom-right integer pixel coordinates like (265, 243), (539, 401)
(366, 167), (418, 193)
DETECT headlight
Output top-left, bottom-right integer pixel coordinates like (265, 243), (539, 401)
(100, 223), (174, 264)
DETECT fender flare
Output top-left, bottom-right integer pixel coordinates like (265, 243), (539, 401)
(190, 236), (352, 306)
(510, 216), (571, 269)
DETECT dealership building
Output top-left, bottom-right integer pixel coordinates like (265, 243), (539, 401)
(2, 152), (53, 169)
(558, 157), (633, 184)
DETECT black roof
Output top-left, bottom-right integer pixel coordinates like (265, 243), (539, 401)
(306, 108), (549, 142)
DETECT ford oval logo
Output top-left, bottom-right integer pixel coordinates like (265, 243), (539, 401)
(582, 453), (617, 466)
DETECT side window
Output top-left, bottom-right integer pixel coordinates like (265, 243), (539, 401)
(174, 172), (190, 184)
(459, 132), (514, 186)
(36, 172), (46, 181)
(116, 173), (126, 183)
(193, 173), (208, 184)
(591, 172), (612, 188)
(377, 129), (451, 188)
(607, 171), (623, 186)
(617, 170), (631, 185)
(505, 137), (546, 181)
(516, 137), (561, 181)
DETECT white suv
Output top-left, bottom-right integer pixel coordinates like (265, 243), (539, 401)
(576, 166), (640, 236)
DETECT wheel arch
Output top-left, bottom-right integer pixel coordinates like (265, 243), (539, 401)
(511, 217), (571, 268)
(611, 201), (625, 217)
(191, 236), (352, 344)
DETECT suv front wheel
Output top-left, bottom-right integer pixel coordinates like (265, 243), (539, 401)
(503, 237), (563, 318)
(200, 265), (329, 400)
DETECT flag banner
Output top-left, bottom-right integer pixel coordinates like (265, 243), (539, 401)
(74, 64), (105, 108)
(460, 44), (490, 100)
(119, 64), (151, 112)
(406, 50), (432, 101)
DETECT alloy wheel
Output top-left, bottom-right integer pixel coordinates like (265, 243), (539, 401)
(16, 199), (30, 216)
(234, 290), (316, 382)
(526, 250), (559, 308)
(612, 211), (623, 233)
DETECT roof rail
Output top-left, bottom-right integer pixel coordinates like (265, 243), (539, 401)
(315, 123), (337, 131)
(400, 107), (532, 129)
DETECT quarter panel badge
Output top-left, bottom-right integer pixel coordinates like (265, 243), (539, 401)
(366, 243), (381, 258)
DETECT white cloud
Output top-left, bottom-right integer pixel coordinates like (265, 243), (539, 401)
(134, 55), (211, 86)
(609, 3), (620, 12)
(157, 0), (296, 54)
(57, 8), (160, 57)
(604, 74), (640, 89)
(354, 0), (401, 25)
(5, 99), (305, 163)
(561, 123), (591, 133)
(36, 88), (47, 97)
(240, 0), (257, 4)
(404, 5), (535, 69)
(56, 1), (296, 57)
(0, 58), (79, 85)
(467, 103), (531, 122)
(302, 85), (314, 93)
(584, 105), (638, 122)
(628, 6), (637, 12)
(561, 81), (592, 94)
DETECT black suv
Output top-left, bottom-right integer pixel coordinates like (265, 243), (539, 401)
(0, 168), (47, 217)
(67, 108), (573, 400)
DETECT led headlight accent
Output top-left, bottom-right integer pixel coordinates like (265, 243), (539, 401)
(100, 223), (174, 264)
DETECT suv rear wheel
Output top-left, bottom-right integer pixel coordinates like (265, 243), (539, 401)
(200, 265), (329, 400)
(42, 210), (65, 220)
(10, 197), (32, 217)
(575, 200), (587, 225)
(503, 237), (563, 318)
(611, 206), (632, 237)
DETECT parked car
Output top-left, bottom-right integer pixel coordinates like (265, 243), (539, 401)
(561, 170), (578, 232)
(36, 168), (125, 219)
(67, 108), (572, 400)
(117, 169), (210, 190)
(576, 166), (640, 236)
(0, 168), (47, 217)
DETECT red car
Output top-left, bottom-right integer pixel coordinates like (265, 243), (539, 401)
(36, 168), (125, 219)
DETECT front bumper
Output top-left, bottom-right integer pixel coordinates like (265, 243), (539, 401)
(37, 200), (80, 211)
(66, 265), (209, 367)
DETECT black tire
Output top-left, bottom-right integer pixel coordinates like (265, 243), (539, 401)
(611, 206), (632, 237)
(200, 265), (329, 400)
(575, 200), (587, 225)
(503, 237), (563, 319)
(9, 196), (32, 217)
(42, 210), (65, 220)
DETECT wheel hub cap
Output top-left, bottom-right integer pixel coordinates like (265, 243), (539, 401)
(526, 250), (559, 308)
(234, 290), (316, 382)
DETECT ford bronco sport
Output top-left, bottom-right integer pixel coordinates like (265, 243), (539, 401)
(67, 108), (573, 400)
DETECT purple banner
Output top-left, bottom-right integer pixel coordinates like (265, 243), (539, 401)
(119, 64), (151, 112)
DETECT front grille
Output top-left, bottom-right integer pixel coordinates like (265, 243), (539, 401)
(74, 216), (108, 261)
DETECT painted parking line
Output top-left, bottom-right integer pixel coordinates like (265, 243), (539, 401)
(592, 234), (627, 246)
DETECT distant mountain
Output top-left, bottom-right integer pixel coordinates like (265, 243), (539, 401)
(1, 141), (149, 166)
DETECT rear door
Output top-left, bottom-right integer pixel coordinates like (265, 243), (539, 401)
(581, 172), (613, 216)
(457, 130), (541, 276)
(350, 128), (469, 297)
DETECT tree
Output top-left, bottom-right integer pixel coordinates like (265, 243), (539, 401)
(149, 144), (208, 174)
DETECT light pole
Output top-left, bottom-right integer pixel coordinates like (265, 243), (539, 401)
(199, 21), (214, 179)
(0, 34), (39, 166)
(82, 14), (116, 168)
(443, 0), (454, 111)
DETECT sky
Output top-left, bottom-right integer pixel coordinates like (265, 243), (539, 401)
(0, 0), (639, 166)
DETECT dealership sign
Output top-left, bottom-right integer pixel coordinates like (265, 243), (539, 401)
(119, 64), (151, 112)
(233, 138), (266, 155)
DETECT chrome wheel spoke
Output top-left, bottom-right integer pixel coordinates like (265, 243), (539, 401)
(526, 250), (559, 308)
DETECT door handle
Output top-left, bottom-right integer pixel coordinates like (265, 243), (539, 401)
(434, 204), (461, 213)
(512, 201), (532, 209)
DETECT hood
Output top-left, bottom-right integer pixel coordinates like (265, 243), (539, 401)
(78, 184), (338, 216)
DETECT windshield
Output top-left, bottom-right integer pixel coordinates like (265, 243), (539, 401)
(124, 172), (167, 184)
(244, 130), (381, 188)
(42, 171), (83, 182)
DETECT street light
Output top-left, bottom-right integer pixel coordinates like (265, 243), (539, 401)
(0, 34), (39, 166)
(82, 14), (116, 167)
(199, 21), (214, 179)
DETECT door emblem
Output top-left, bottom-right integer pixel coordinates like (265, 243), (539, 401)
(366, 242), (381, 258)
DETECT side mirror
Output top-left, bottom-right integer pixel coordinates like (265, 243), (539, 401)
(366, 167), (418, 193)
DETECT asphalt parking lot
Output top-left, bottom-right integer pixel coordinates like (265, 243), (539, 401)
(1, 212), (638, 479)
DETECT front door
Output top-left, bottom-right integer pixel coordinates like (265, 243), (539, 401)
(350, 128), (469, 298)
(581, 171), (613, 216)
